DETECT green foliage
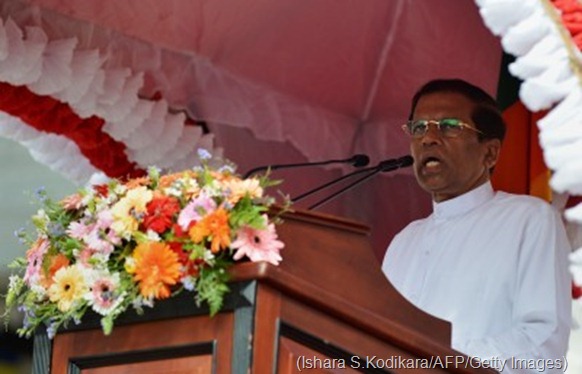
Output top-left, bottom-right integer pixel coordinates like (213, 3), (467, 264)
(196, 264), (231, 316)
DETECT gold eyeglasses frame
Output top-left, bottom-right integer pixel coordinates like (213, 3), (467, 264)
(401, 118), (484, 139)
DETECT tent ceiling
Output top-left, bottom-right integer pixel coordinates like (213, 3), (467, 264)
(0, 0), (503, 255)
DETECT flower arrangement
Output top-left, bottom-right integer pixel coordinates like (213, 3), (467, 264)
(3, 150), (286, 338)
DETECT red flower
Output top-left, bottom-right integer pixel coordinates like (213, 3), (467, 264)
(93, 184), (109, 197)
(142, 195), (181, 233)
(168, 242), (187, 262)
(172, 223), (190, 239)
(574, 282), (582, 300)
(168, 241), (200, 277)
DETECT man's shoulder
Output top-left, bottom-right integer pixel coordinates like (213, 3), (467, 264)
(395, 216), (430, 236)
(488, 191), (562, 230)
(493, 190), (556, 214)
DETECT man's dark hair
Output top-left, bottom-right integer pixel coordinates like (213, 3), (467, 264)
(408, 78), (506, 143)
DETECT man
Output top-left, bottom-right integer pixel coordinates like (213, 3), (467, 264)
(382, 79), (572, 369)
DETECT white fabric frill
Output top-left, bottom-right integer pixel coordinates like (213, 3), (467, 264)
(475, 0), (582, 294)
(0, 17), (221, 185)
(0, 112), (99, 183)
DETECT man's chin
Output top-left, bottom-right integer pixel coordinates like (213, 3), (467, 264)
(417, 176), (447, 194)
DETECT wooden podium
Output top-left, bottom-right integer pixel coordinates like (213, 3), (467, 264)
(32, 210), (494, 373)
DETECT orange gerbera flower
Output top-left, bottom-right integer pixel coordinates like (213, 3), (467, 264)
(189, 208), (231, 253)
(124, 177), (150, 189)
(132, 242), (181, 299)
(159, 171), (196, 188)
(40, 253), (70, 288)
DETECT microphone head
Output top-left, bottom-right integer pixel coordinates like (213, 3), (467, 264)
(398, 155), (414, 167)
(378, 155), (414, 172)
(350, 154), (370, 167)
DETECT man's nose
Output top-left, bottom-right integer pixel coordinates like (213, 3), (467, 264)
(421, 123), (443, 145)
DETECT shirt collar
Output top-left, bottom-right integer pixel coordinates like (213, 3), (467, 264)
(432, 181), (494, 220)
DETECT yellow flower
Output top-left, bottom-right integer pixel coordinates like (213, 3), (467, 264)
(124, 257), (136, 274)
(189, 208), (231, 253)
(123, 186), (153, 213)
(132, 242), (181, 299)
(111, 186), (153, 235)
(48, 265), (88, 312)
(111, 202), (138, 235)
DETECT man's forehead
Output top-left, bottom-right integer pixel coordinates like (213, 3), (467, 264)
(413, 92), (475, 118)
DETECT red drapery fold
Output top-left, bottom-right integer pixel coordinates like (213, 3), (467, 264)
(0, 82), (145, 180)
(492, 101), (550, 201)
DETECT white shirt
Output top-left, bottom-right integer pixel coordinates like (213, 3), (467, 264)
(382, 181), (572, 372)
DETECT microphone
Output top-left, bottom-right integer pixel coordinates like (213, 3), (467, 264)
(243, 154), (370, 179)
(376, 155), (413, 172)
(292, 155), (412, 204)
(306, 155), (413, 210)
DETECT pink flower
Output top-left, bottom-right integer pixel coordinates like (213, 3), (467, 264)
(85, 229), (115, 255)
(85, 273), (123, 316)
(96, 210), (114, 228)
(77, 247), (97, 267)
(68, 212), (120, 256)
(231, 216), (284, 266)
(60, 194), (84, 210)
(178, 193), (216, 230)
(67, 221), (92, 240)
(24, 238), (50, 286)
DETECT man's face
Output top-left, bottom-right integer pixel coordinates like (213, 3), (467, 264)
(410, 92), (500, 202)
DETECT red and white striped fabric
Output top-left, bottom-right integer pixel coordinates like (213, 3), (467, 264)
(0, 17), (221, 185)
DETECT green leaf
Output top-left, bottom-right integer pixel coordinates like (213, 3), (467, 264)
(196, 267), (230, 316)
(101, 315), (114, 335)
(8, 258), (27, 269)
(229, 196), (267, 229)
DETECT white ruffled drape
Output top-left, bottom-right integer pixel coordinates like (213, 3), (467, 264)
(0, 111), (99, 182)
(475, 0), (582, 288)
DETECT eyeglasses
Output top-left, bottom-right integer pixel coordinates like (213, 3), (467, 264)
(402, 118), (483, 139)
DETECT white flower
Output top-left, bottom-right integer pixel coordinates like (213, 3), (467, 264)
(181, 276), (196, 291)
(8, 275), (21, 291)
(163, 186), (182, 197)
(30, 283), (48, 300)
(146, 230), (161, 242)
(113, 184), (127, 196)
(81, 190), (96, 206)
(183, 178), (199, 196)
(203, 250), (215, 263)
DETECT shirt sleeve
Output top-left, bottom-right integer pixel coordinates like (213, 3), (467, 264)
(455, 204), (572, 372)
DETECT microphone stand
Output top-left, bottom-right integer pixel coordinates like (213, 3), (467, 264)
(291, 166), (377, 203)
(243, 154), (369, 179)
(308, 169), (380, 210)
(307, 156), (413, 210)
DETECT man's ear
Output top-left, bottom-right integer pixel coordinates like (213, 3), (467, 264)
(484, 138), (501, 170)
